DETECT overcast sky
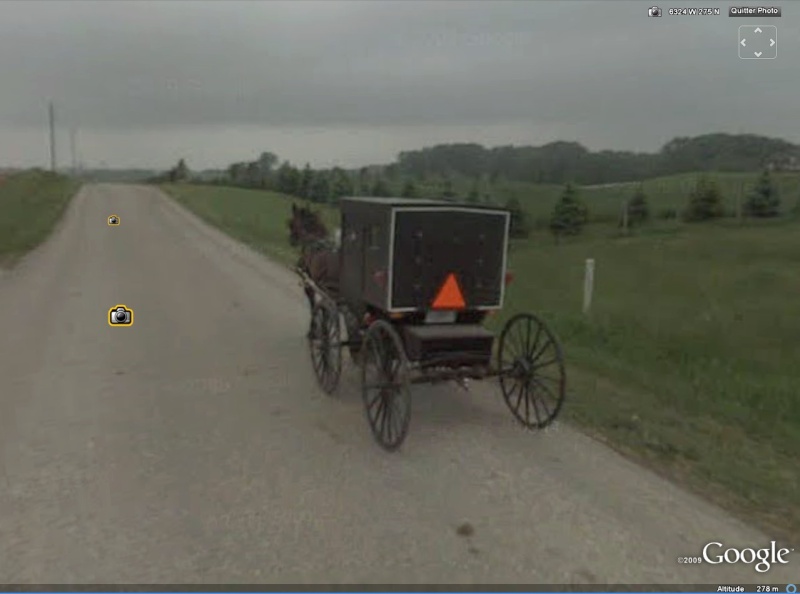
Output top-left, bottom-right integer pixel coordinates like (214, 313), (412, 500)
(0, 1), (795, 170)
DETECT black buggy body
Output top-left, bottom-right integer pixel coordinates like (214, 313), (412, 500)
(337, 197), (511, 369)
(338, 197), (510, 313)
(296, 196), (566, 451)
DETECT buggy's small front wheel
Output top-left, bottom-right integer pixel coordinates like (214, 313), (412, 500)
(361, 320), (411, 451)
(308, 299), (342, 395)
(498, 313), (566, 429)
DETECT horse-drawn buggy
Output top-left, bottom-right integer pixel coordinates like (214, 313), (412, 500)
(290, 197), (566, 451)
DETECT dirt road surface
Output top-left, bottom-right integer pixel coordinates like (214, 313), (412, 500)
(0, 184), (795, 583)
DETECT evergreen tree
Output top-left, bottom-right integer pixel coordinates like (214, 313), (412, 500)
(684, 176), (724, 222)
(626, 184), (650, 226)
(505, 197), (530, 238)
(549, 183), (588, 239)
(171, 158), (189, 182)
(743, 169), (781, 218)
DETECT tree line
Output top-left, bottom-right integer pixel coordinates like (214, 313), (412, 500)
(157, 155), (433, 204)
(396, 134), (800, 185)
(155, 132), (797, 242)
(157, 132), (800, 197)
(157, 132), (800, 202)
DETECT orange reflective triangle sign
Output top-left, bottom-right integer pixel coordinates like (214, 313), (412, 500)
(431, 273), (466, 310)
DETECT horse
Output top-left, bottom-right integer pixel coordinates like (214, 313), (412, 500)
(288, 203), (341, 306)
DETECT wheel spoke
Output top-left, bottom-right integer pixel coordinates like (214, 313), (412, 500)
(523, 379), (531, 424)
(535, 372), (562, 385)
(533, 356), (559, 370)
(524, 317), (534, 358)
(366, 390), (381, 414)
(534, 382), (554, 420)
(514, 320), (529, 359)
(516, 317), (526, 356)
(531, 375), (559, 417)
(327, 325), (338, 342)
(370, 392), (385, 425)
(379, 394), (389, 438)
(531, 336), (553, 364)
(505, 378), (519, 412)
(320, 337), (329, 368)
(513, 381), (524, 414)
(528, 377), (545, 426)
(377, 397), (389, 430)
(526, 323), (542, 360)
(311, 341), (323, 374)
(385, 398), (397, 444)
(372, 390), (382, 420)
(390, 397), (404, 442)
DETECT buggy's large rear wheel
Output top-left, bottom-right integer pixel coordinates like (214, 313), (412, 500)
(498, 313), (566, 429)
(308, 299), (342, 395)
(361, 320), (411, 451)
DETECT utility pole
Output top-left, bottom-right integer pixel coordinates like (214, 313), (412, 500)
(70, 129), (77, 175)
(48, 102), (56, 172)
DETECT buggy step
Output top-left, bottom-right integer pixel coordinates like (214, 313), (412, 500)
(401, 324), (494, 366)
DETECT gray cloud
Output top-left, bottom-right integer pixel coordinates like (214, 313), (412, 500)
(0, 1), (796, 168)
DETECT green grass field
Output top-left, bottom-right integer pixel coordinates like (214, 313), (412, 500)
(0, 170), (82, 267)
(161, 177), (800, 543)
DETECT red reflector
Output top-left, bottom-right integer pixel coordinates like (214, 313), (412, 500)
(505, 271), (514, 286)
(431, 273), (466, 310)
(373, 270), (387, 288)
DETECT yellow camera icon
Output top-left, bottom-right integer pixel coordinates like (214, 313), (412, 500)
(108, 305), (134, 326)
(108, 215), (120, 226)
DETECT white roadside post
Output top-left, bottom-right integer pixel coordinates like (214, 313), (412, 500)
(583, 258), (595, 315)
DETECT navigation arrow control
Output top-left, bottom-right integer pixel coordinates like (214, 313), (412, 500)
(738, 25), (776, 60)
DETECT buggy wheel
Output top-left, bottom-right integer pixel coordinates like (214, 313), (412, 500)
(361, 320), (411, 451)
(308, 300), (342, 395)
(498, 313), (566, 429)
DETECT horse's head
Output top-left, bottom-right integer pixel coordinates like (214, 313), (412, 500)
(288, 202), (328, 247)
